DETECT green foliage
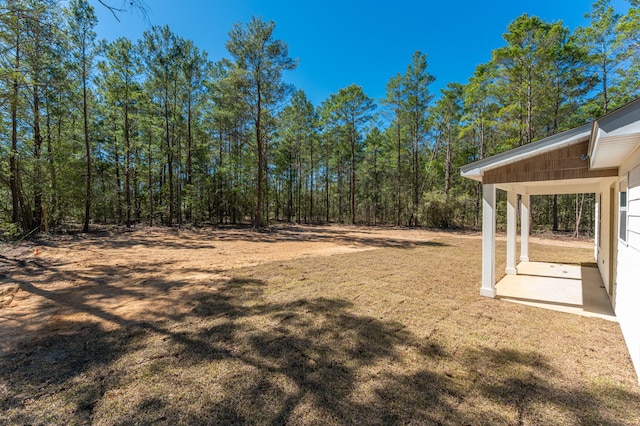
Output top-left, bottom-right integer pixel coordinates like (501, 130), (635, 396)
(575, 0), (624, 115)
(614, 1), (640, 103)
(225, 16), (297, 227)
(0, 1), (635, 233)
(0, 221), (21, 241)
(320, 84), (376, 224)
(381, 51), (436, 226)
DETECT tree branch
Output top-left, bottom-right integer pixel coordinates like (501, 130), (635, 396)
(97, 0), (124, 22)
(95, 1), (149, 23)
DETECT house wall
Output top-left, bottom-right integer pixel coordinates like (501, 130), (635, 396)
(615, 148), (640, 382)
(596, 183), (615, 297)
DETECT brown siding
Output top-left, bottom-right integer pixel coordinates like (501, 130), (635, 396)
(482, 141), (618, 184)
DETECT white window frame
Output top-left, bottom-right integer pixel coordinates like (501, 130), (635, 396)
(619, 178), (628, 245)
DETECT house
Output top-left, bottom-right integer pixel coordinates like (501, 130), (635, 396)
(460, 97), (640, 382)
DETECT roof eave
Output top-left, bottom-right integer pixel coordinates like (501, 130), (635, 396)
(460, 168), (483, 181)
(459, 123), (592, 178)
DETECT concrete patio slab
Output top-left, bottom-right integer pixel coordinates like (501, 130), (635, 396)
(496, 262), (617, 322)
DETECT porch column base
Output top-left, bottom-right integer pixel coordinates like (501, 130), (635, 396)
(520, 256), (530, 262)
(480, 287), (496, 298)
(505, 267), (517, 275)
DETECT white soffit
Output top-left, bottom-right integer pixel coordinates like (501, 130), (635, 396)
(591, 132), (640, 169)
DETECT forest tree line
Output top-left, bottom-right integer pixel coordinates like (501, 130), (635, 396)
(1, 0), (639, 236)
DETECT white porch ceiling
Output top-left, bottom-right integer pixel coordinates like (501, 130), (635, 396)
(495, 177), (616, 195)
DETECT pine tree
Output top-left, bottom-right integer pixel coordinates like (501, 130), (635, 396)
(615, 0), (640, 103)
(226, 16), (297, 228)
(141, 25), (182, 226)
(97, 37), (141, 227)
(575, 0), (623, 115)
(67, 0), (97, 233)
(383, 52), (435, 225)
(321, 85), (375, 224)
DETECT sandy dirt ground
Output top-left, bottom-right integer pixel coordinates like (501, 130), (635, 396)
(0, 225), (591, 356)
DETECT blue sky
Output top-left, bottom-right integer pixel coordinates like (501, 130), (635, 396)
(94, 0), (631, 107)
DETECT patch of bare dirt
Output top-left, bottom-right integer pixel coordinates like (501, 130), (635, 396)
(1, 225), (638, 425)
(0, 225), (442, 354)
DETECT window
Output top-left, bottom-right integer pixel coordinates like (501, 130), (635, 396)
(597, 193), (602, 248)
(620, 190), (627, 243)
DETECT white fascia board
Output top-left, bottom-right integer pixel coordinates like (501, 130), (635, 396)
(588, 122), (601, 169)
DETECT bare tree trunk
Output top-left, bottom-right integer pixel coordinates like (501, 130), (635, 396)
(124, 86), (131, 227)
(165, 93), (173, 227)
(337, 167), (343, 223)
(254, 86), (263, 228)
(45, 94), (56, 230)
(373, 142), (378, 226)
(444, 133), (452, 201)
(264, 137), (270, 226)
(82, 41), (91, 233)
(173, 81), (182, 228)
(287, 155), (293, 222)
(114, 136), (122, 223)
(475, 120), (485, 228)
(601, 41), (608, 114)
(297, 149), (302, 224)
(552, 194), (559, 232)
(325, 142), (330, 223)
(575, 194), (585, 238)
(526, 75), (533, 144)
(350, 126), (356, 224)
(186, 94), (193, 223)
(148, 133), (153, 226)
(133, 148), (141, 222)
(10, 35), (20, 226)
(413, 134), (419, 226)
(309, 140), (314, 222)
(396, 122), (402, 226)
(33, 78), (43, 231)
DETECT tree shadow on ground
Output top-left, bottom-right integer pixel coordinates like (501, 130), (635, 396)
(1, 264), (458, 424)
(462, 346), (640, 425)
(31, 224), (447, 252)
(1, 250), (639, 424)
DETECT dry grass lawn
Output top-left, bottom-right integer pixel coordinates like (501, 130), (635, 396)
(0, 225), (639, 425)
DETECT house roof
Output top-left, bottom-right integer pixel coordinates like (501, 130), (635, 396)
(590, 97), (640, 169)
(460, 123), (592, 181)
(461, 97), (640, 182)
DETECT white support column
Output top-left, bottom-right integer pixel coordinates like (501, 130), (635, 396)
(481, 184), (496, 298)
(594, 193), (600, 261)
(506, 189), (518, 275)
(520, 194), (530, 262)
